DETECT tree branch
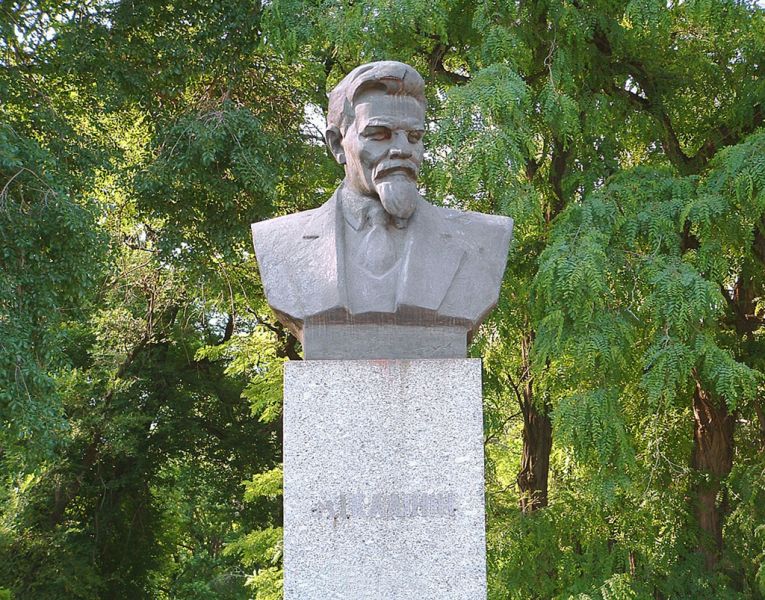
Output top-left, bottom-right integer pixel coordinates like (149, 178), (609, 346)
(547, 137), (570, 222)
(427, 43), (469, 85)
(693, 103), (764, 170)
(592, 18), (763, 175)
(754, 217), (765, 266)
(755, 399), (765, 453)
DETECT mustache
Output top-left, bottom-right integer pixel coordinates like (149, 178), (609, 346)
(373, 160), (419, 181)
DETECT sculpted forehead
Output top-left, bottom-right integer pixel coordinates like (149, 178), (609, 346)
(352, 94), (425, 130)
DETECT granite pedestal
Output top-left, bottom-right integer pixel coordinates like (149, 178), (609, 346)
(283, 359), (486, 600)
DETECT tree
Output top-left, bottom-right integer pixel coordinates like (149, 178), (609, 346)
(1, 1), (311, 596)
(1, 0), (764, 598)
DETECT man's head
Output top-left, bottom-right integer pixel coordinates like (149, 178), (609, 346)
(325, 61), (426, 220)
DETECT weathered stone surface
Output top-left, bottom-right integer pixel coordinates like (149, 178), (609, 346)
(283, 359), (487, 599)
(302, 323), (468, 359)
(251, 61), (513, 358)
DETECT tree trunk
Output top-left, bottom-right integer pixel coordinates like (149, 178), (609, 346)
(518, 399), (552, 512)
(517, 332), (552, 512)
(691, 376), (735, 569)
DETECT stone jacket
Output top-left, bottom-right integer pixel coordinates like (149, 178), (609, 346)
(251, 188), (513, 341)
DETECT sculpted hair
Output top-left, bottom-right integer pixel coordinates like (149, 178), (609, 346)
(325, 61), (426, 137)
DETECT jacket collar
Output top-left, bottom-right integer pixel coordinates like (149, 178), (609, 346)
(300, 188), (465, 314)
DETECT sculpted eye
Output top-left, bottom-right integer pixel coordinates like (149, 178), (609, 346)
(407, 130), (424, 143)
(364, 127), (391, 141)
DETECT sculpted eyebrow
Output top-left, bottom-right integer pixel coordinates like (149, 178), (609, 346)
(365, 117), (423, 128)
(361, 125), (391, 137)
(364, 120), (394, 128)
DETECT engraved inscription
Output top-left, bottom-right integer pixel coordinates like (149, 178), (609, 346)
(311, 491), (457, 520)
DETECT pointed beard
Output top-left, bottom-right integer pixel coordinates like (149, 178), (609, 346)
(375, 175), (418, 221)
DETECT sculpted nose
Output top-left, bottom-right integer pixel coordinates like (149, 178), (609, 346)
(390, 147), (412, 159)
(389, 133), (413, 159)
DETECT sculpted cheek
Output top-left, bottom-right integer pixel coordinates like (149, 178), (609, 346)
(359, 147), (375, 167)
(413, 144), (425, 164)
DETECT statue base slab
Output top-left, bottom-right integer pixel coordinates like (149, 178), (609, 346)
(283, 359), (487, 600)
(302, 324), (468, 359)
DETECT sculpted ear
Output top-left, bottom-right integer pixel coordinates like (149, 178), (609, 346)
(325, 126), (346, 165)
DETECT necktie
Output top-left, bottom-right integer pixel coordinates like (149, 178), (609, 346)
(358, 203), (397, 276)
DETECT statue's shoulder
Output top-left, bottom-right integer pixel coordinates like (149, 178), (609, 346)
(251, 203), (326, 243)
(251, 197), (337, 258)
(250, 196), (341, 325)
(424, 202), (514, 251)
(421, 202), (513, 325)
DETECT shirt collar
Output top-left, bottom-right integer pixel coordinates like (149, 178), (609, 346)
(340, 184), (379, 231)
(339, 184), (410, 230)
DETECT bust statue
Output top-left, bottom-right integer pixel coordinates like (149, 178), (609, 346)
(252, 61), (513, 359)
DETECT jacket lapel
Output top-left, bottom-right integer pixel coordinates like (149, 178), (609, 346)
(397, 198), (465, 312)
(296, 191), (463, 316)
(296, 191), (346, 315)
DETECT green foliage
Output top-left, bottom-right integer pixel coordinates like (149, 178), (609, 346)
(245, 567), (283, 600)
(243, 467), (283, 503)
(2, 0), (764, 598)
(230, 469), (284, 598)
(0, 121), (106, 466)
(554, 388), (634, 469)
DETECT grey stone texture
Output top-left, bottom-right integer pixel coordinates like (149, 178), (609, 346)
(302, 323), (466, 359)
(251, 61), (513, 359)
(283, 359), (487, 600)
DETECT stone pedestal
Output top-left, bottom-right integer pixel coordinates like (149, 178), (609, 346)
(283, 359), (486, 600)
